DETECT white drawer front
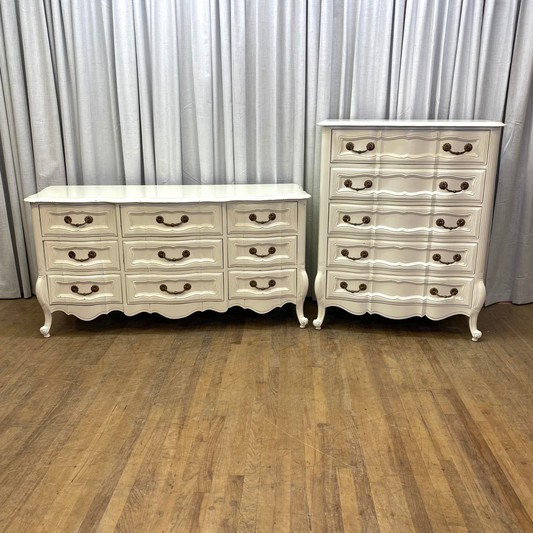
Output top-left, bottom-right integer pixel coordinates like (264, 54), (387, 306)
(40, 205), (117, 237)
(330, 167), (485, 203)
(331, 129), (490, 165)
(227, 202), (298, 234)
(121, 204), (223, 236)
(123, 239), (223, 271)
(48, 274), (122, 304)
(44, 241), (120, 271)
(228, 269), (297, 299)
(327, 238), (477, 274)
(227, 236), (297, 267)
(125, 273), (224, 304)
(326, 271), (474, 307)
(329, 204), (482, 240)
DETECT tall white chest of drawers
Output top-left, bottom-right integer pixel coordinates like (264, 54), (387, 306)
(25, 184), (310, 337)
(313, 120), (504, 340)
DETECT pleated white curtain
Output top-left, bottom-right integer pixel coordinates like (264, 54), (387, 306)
(484, 0), (533, 304)
(1, 0), (532, 304)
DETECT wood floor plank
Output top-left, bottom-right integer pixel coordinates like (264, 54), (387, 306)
(0, 299), (532, 532)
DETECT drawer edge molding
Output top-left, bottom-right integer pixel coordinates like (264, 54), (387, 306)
(48, 274), (123, 305)
(125, 273), (225, 305)
(228, 269), (297, 300)
(326, 271), (475, 308)
(331, 129), (491, 165)
(120, 204), (223, 236)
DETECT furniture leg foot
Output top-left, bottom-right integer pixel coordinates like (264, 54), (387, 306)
(313, 318), (322, 330)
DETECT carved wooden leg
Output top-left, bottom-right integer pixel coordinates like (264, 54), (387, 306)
(36, 276), (52, 337)
(469, 279), (486, 341)
(313, 270), (326, 330)
(296, 269), (309, 328)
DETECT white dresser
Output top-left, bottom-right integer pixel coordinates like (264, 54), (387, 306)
(25, 184), (310, 337)
(313, 120), (504, 340)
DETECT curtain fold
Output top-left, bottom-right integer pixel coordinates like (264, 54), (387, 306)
(485, 0), (533, 305)
(0, 0), (532, 305)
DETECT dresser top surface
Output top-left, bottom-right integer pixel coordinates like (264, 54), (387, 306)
(318, 119), (504, 128)
(25, 183), (311, 204)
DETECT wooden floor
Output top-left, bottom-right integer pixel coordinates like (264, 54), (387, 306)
(1, 299), (533, 533)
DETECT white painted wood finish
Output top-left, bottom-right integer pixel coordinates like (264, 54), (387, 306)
(121, 204), (223, 236)
(25, 184), (310, 336)
(40, 204), (117, 236)
(227, 202), (298, 234)
(329, 167), (486, 203)
(331, 129), (490, 164)
(227, 236), (297, 267)
(228, 269), (297, 300)
(125, 273), (225, 304)
(314, 120), (504, 341)
(326, 238), (478, 274)
(123, 239), (224, 271)
(44, 241), (121, 271)
(48, 274), (123, 305)
(326, 272), (474, 307)
(328, 203), (482, 239)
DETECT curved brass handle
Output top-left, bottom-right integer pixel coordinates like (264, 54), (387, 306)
(442, 142), (473, 156)
(430, 287), (459, 298)
(71, 284), (99, 296)
(249, 213), (276, 224)
(156, 215), (189, 227)
(249, 246), (276, 258)
(341, 249), (369, 261)
(344, 179), (373, 191)
(340, 281), (367, 293)
(64, 215), (93, 227)
(158, 250), (190, 262)
(439, 181), (469, 193)
(432, 253), (462, 265)
(346, 142), (375, 154)
(68, 250), (96, 262)
(249, 279), (276, 290)
(436, 218), (466, 230)
(160, 283), (192, 295)
(343, 215), (371, 226)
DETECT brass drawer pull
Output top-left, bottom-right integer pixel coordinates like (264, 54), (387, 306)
(158, 250), (190, 262)
(160, 283), (191, 295)
(430, 287), (459, 298)
(68, 250), (96, 262)
(436, 218), (466, 230)
(344, 179), (373, 191)
(71, 284), (99, 296)
(343, 215), (371, 226)
(64, 215), (93, 227)
(249, 279), (276, 290)
(341, 249), (368, 261)
(156, 215), (189, 227)
(442, 142), (473, 156)
(340, 281), (367, 293)
(249, 246), (276, 258)
(439, 181), (469, 193)
(249, 213), (276, 224)
(433, 253), (462, 265)
(346, 141), (375, 154)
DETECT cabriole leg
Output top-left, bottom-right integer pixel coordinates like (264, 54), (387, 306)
(469, 280), (486, 341)
(296, 268), (309, 328)
(36, 276), (52, 338)
(313, 270), (326, 330)
(469, 312), (481, 342)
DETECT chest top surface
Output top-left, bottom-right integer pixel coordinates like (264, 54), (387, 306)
(318, 119), (504, 128)
(25, 183), (311, 204)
